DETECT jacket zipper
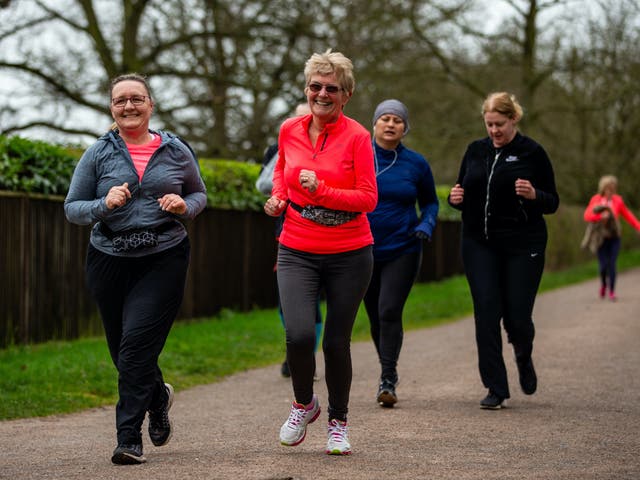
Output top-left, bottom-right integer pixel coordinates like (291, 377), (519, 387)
(484, 151), (500, 239)
(312, 132), (328, 160)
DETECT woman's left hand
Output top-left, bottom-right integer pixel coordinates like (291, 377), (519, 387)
(158, 193), (187, 214)
(299, 169), (318, 193)
(515, 178), (536, 200)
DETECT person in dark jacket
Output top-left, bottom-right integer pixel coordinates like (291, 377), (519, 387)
(448, 92), (559, 410)
(363, 99), (438, 408)
(64, 73), (207, 464)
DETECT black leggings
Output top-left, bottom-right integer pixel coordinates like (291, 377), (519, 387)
(363, 251), (421, 383)
(277, 244), (373, 421)
(462, 235), (544, 399)
(86, 238), (190, 445)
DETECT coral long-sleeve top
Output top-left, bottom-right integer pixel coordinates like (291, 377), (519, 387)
(583, 194), (640, 231)
(272, 112), (377, 254)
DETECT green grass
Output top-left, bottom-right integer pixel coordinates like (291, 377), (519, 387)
(2, 249), (639, 420)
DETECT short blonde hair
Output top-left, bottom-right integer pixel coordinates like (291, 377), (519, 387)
(482, 92), (523, 122)
(598, 175), (618, 195)
(304, 49), (355, 94)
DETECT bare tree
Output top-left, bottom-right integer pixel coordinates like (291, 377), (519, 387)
(0, 0), (322, 158)
(552, 0), (640, 205)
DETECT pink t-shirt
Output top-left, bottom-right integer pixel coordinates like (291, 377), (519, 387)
(126, 133), (162, 181)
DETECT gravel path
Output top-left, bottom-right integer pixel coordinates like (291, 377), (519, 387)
(1, 269), (639, 480)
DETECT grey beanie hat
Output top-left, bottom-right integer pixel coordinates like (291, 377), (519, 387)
(372, 99), (410, 135)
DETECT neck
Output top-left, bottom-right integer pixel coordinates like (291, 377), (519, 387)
(120, 128), (152, 145)
(311, 112), (341, 131)
(376, 139), (400, 151)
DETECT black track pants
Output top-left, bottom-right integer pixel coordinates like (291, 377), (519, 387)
(462, 235), (544, 399)
(86, 238), (190, 445)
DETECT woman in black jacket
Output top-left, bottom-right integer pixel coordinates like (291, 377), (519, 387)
(448, 92), (559, 409)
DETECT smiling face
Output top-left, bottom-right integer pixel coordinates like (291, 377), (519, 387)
(373, 113), (405, 150)
(305, 73), (350, 124)
(110, 79), (153, 136)
(484, 111), (517, 148)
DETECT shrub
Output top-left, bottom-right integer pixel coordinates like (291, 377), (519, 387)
(0, 136), (78, 195)
(199, 158), (264, 211)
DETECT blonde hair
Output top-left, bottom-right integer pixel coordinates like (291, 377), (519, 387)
(598, 175), (618, 195)
(482, 92), (523, 122)
(304, 49), (355, 94)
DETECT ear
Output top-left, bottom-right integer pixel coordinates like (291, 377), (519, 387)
(342, 90), (352, 107)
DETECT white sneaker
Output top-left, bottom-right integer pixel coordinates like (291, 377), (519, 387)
(326, 419), (352, 455)
(279, 394), (321, 446)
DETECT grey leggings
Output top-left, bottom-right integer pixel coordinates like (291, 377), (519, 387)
(277, 244), (373, 421)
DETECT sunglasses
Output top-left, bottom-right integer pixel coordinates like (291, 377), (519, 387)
(307, 83), (343, 94)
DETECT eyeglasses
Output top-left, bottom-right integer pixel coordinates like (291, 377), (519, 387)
(307, 83), (342, 94)
(111, 95), (150, 107)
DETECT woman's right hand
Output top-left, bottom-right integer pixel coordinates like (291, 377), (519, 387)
(264, 195), (286, 217)
(449, 184), (464, 205)
(105, 182), (131, 210)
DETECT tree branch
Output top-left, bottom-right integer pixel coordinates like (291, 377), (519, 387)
(1, 120), (99, 139)
(0, 61), (107, 113)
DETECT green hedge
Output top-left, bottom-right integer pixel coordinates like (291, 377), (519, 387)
(0, 136), (77, 195)
(198, 158), (264, 211)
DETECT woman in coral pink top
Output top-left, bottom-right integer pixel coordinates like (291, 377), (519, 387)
(583, 175), (640, 300)
(264, 49), (377, 456)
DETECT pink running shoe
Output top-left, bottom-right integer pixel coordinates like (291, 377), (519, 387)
(599, 285), (606, 298)
(279, 394), (320, 446)
(326, 419), (352, 455)
(609, 291), (617, 302)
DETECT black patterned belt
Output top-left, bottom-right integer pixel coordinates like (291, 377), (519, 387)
(289, 201), (360, 227)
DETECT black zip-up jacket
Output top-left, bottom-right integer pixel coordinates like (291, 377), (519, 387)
(448, 132), (559, 241)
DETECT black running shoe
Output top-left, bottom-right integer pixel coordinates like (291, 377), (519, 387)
(148, 383), (174, 447)
(111, 443), (146, 465)
(376, 379), (398, 408)
(480, 391), (505, 410)
(516, 356), (537, 395)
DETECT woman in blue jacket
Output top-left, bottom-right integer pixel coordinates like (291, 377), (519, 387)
(64, 73), (206, 464)
(364, 99), (439, 407)
(448, 92), (559, 410)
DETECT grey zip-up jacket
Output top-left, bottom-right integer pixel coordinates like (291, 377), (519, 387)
(64, 129), (207, 257)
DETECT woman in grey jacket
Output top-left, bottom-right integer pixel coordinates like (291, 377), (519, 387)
(64, 73), (206, 465)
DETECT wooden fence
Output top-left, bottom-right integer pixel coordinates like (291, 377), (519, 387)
(0, 192), (462, 347)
